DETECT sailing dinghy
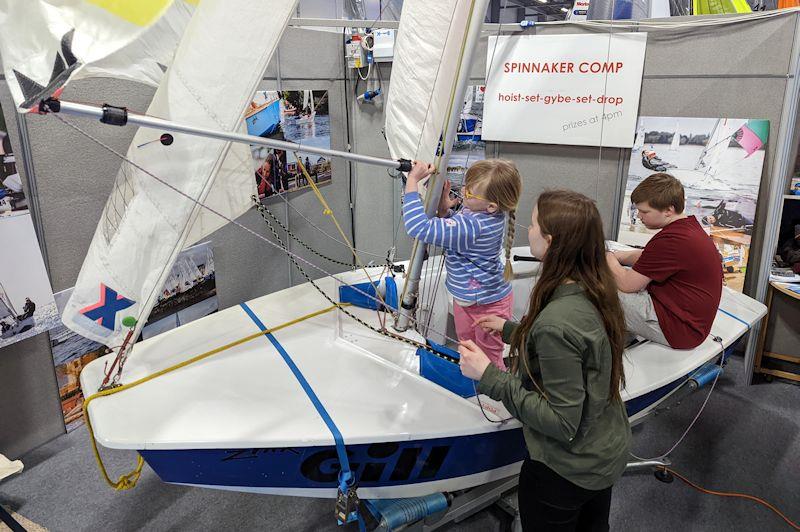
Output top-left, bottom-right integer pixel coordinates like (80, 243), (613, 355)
(77, 250), (766, 498)
(0, 0), (768, 524)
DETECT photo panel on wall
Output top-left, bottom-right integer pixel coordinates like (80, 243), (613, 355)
(619, 116), (769, 293)
(247, 90), (332, 201)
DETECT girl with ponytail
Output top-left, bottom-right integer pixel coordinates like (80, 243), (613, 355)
(403, 159), (522, 369)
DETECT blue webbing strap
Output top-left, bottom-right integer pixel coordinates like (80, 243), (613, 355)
(240, 303), (362, 528)
(718, 307), (750, 330)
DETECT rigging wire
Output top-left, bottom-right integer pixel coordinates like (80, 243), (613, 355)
(49, 112), (465, 354)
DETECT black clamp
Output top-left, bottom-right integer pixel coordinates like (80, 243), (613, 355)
(38, 97), (61, 114)
(396, 159), (412, 172)
(101, 104), (128, 126)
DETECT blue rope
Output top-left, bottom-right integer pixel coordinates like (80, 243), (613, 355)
(239, 303), (356, 491)
(718, 307), (750, 330)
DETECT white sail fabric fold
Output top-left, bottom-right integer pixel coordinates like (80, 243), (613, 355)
(0, 0), (196, 110)
(61, 0), (296, 347)
(385, 0), (482, 162)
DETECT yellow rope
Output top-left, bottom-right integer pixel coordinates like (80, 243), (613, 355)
(83, 303), (345, 490)
(295, 154), (389, 309)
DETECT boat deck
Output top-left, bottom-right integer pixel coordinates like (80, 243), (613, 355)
(80, 250), (766, 450)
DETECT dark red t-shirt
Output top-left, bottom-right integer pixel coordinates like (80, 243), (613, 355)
(633, 216), (723, 349)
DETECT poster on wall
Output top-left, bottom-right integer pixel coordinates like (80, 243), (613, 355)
(50, 241), (218, 431)
(248, 90), (332, 201)
(618, 116), (769, 292)
(0, 214), (58, 349)
(1, 101), (57, 350)
(482, 33), (647, 147)
(50, 288), (110, 431)
(448, 85), (486, 188)
(0, 104), (28, 217)
(139, 241), (218, 340)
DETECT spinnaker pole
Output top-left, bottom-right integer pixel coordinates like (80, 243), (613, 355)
(38, 98), (412, 172)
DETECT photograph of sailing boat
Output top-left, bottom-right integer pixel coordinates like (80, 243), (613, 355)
(448, 85), (486, 189)
(139, 241), (218, 340)
(250, 90), (332, 200)
(0, 213), (57, 350)
(0, 102), (28, 217)
(619, 116), (769, 292)
(50, 288), (110, 431)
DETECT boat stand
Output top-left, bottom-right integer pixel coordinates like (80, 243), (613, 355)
(366, 454), (676, 532)
(365, 475), (522, 532)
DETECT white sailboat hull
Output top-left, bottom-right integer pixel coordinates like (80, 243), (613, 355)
(80, 248), (766, 498)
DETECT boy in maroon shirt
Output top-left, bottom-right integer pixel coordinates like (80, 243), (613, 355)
(607, 173), (723, 349)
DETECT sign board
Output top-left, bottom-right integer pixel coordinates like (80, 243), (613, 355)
(567, 0), (591, 20)
(482, 33), (647, 147)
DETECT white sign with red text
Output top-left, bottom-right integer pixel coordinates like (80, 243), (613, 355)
(482, 33), (647, 148)
(567, 0), (590, 20)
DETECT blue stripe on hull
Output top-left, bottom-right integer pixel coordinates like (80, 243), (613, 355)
(139, 372), (706, 491)
(141, 429), (527, 491)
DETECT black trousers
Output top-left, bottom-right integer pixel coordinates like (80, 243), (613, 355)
(518, 459), (613, 532)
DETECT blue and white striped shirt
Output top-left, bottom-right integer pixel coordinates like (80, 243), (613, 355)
(403, 191), (511, 305)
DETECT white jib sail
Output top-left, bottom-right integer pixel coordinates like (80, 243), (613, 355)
(0, 0), (195, 110)
(61, 0), (297, 347)
(385, 0), (486, 163)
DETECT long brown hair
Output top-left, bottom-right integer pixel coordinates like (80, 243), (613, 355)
(509, 190), (626, 401)
(464, 159), (522, 281)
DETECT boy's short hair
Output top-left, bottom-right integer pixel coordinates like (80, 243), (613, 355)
(631, 173), (685, 214)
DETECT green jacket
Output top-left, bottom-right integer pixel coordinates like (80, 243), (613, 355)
(478, 283), (631, 491)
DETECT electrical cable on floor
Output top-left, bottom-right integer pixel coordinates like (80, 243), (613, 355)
(630, 335), (725, 462)
(659, 466), (800, 530)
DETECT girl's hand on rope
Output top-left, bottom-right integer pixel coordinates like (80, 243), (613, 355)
(458, 339), (491, 381)
(474, 315), (506, 335)
(405, 160), (435, 193)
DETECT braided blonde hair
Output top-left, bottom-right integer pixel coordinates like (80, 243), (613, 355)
(464, 159), (522, 282)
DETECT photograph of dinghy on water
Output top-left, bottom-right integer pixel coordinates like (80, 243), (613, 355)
(619, 116), (769, 292)
(50, 241), (218, 431)
(248, 90), (332, 200)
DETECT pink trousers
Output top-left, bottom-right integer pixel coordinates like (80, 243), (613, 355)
(453, 292), (513, 371)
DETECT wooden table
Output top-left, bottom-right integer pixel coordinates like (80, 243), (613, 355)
(754, 281), (800, 382)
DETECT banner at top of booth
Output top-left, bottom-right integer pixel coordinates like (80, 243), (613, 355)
(482, 33), (647, 148)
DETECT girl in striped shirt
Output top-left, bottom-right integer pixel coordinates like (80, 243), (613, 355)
(403, 159), (522, 370)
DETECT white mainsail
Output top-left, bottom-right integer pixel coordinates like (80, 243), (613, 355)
(0, 284), (15, 321)
(56, 0), (297, 347)
(0, 0), (195, 110)
(633, 124), (645, 151)
(385, 0), (487, 163)
(695, 119), (734, 175)
(670, 121), (680, 151)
